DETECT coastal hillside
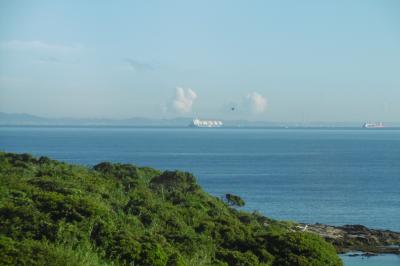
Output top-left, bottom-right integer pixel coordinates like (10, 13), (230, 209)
(0, 152), (342, 266)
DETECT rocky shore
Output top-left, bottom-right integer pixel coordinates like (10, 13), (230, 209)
(298, 223), (400, 256)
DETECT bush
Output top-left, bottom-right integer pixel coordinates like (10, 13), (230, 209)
(225, 194), (245, 207)
(0, 152), (343, 266)
(0, 236), (104, 266)
(265, 232), (342, 266)
(216, 249), (260, 266)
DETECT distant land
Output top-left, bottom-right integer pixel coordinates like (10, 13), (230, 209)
(0, 112), (399, 128)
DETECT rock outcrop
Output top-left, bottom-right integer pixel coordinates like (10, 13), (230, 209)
(299, 223), (400, 255)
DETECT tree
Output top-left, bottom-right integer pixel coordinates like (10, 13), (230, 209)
(225, 194), (245, 207)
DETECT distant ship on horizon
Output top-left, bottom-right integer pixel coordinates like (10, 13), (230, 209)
(189, 118), (223, 128)
(362, 122), (385, 128)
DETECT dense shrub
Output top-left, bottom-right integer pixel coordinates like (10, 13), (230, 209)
(216, 249), (260, 266)
(265, 232), (342, 266)
(0, 236), (103, 266)
(0, 152), (342, 266)
(225, 193), (245, 207)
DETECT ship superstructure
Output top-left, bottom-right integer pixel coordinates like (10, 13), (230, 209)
(362, 122), (385, 128)
(189, 118), (223, 128)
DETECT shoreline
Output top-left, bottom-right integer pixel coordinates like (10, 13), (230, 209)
(1, 124), (400, 130)
(297, 223), (400, 256)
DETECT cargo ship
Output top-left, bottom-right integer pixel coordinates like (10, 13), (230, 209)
(189, 118), (223, 128)
(362, 122), (385, 129)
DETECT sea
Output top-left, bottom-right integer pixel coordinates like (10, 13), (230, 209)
(0, 126), (399, 266)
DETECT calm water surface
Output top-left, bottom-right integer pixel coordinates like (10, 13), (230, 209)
(341, 254), (400, 266)
(1, 127), (399, 265)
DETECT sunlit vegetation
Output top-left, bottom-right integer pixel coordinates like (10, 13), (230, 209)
(0, 152), (342, 265)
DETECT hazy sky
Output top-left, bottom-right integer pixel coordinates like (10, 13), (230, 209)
(0, 0), (399, 122)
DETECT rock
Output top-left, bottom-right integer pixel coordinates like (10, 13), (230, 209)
(296, 223), (400, 255)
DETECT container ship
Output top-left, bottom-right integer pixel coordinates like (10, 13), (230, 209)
(362, 122), (385, 129)
(189, 118), (223, 128)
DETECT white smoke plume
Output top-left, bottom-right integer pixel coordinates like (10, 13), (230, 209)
(243, 92), (267, 114)
(171, 87), (197, 113)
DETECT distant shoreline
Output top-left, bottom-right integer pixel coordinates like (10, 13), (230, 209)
(1, 124), (400, 130)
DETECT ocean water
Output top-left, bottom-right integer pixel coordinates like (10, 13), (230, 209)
(1, 126), (399, 265)
(341, 254), (400, 266)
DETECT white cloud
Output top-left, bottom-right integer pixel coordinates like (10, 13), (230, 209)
(170, 87), (197, 113)
(0, 40), (82, 53)
(243, 92), (267, 114)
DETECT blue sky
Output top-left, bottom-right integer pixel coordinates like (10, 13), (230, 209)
(0, 0), (399, 122)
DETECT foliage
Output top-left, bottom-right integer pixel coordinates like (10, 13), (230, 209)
(225, 193), (245, 207)
(0, 152), (342, 266)
(265, 232), (342, 266)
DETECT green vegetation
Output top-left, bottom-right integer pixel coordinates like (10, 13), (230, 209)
(225, 193), (245, 207)
(0, 152), (342, 266)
